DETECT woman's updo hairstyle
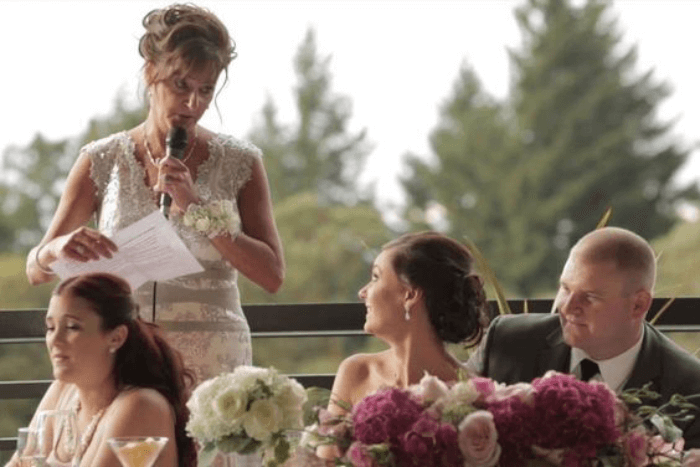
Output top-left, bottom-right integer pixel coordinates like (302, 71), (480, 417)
(53, 273), (196, 467)
(384, 232), (489, 346)
(139, 3), (236, 86)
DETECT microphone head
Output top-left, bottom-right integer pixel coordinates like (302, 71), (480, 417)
(166, 126), (188, 151)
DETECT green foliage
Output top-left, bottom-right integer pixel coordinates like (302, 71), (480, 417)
(0, 254), (54, 437)
(240, 192), (392, 305)
(0, 95), (146, 253)
(653, 219), (700, 297)
(0, 342), (52, 444)
(79, 91), (147, 149)
(249, 29), (371, 205)
(0, 254), (55, 308)
(0, 136), (70, 252)
(401, 0), (697, 296)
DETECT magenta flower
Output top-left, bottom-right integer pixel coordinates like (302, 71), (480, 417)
(623, 428), (650, 467)
(470, 377), (498, 403)
(530, 373), (619, 466)
(398, 411), (462, 467)
(346, 441), (379, 467)
(352, 388), (424, 445)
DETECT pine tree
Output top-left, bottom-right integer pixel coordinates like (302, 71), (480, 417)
(249, 29), (371, 205)
(0, 95), (146, 252)
(510, 0), (696, 292)
(401, 0), (697, 295)
(401, 63), (518, 277)
(0, 136), (71, 251)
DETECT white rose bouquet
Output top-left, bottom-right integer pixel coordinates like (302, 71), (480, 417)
(186, 366), (308, 467)
(181, 199), (241, 239)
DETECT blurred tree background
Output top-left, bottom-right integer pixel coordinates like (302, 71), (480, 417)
(1, 0), (699, 449)
(401, 0), (698, 296)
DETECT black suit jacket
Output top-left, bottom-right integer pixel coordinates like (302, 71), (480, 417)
(479, 314), (700, 449)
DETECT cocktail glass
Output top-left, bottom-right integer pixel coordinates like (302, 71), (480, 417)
(107, 437), (168, 467)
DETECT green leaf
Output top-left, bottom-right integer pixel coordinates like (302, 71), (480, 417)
(649, 297), (676, 326)
(217, 432), (260, 454)
(274, 437), (291, 464)
(303, 386), (333, 425)
(239, 437), (263, 455)
(595, 207), (613, 229)
(331, 396), (353, 413)
(463, 236), (512, 315)
(197, 442), (218, 467)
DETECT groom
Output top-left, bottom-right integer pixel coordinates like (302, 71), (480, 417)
(469, 226), (700, 448)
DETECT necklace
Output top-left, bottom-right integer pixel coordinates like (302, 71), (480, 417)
(73, 397), (114, 466)
(143, 127), (198, 166)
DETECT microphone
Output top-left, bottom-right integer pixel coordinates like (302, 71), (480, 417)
(159, 126), (188, 219)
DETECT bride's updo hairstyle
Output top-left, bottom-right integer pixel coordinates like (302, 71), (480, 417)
(139, 3), (236, 87)
(384, 232), (489, 346)
(53, 273), (196, 467)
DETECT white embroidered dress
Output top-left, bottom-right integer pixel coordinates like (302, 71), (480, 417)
(87, 131), (261, 466)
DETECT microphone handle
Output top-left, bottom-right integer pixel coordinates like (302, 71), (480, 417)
(160, 192), (173, 219)
(159, 127), (188, 219)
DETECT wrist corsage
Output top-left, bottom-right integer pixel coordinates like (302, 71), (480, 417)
(182, 199), (241, 239)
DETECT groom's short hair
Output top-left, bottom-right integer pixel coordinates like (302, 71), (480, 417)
(572, 227), (656, 294)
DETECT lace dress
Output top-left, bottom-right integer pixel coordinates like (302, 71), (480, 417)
(87, 131), (261, 467)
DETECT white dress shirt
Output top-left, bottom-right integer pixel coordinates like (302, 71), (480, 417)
(569, 327), (645, 393)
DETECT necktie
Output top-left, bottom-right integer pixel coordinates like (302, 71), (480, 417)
(579, 358), (600, 381)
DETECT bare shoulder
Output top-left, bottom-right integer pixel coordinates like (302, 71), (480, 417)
(105, 387), (175, 436)
(336, 352), (389, 384)
(85, 388), (178, 467)
(112, 387), (172, 417)
(331, 352), (387, 408)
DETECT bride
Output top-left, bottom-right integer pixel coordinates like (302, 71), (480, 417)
(317, 231), (490, 459)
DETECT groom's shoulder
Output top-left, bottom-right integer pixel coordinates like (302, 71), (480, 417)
(489, 313), (560, 341)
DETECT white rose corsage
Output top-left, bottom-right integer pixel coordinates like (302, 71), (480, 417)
(182, 199), (241, 239)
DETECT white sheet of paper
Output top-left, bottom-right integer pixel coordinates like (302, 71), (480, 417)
(52, 210), (204, 290)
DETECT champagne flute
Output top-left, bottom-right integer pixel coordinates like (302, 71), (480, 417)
(107, 437), (169, 467)
(15, 427), (41, 467)
(35, 409), (79, 467)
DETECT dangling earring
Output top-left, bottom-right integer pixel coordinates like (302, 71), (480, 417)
(404, 304), (411, 321)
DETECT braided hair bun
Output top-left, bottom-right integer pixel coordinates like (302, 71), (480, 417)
(385, 231), (489, 346)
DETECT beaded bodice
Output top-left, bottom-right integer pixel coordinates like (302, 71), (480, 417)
(84, 131), (259, 288)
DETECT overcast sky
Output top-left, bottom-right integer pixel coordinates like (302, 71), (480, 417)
(2, 0), (698, 212)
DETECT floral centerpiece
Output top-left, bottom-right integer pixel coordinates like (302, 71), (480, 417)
(300, 371), (694, 467)
(186, 365), (307, 466)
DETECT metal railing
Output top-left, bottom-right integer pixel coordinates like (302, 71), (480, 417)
(2, 297), (699, 453)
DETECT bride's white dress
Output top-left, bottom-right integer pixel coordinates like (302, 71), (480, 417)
(87, 130), (262, 466)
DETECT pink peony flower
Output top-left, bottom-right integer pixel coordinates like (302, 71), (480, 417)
(470, 377), (498, 402)
(399, 411), (463, 467)
(458, 410), (501, 467)
(411, 372), (449, 403)
(488, 382), (535, 405)
(682, 448), (700, 467)
(622, 429), (649, 467)
(484, 373), (619, 466)
(649, 435), (684, 464)
(316, 408), (351, 439)
(529, 373), (619, 465)
(352, 388), (423, 445)
(346, 441), (379, 467)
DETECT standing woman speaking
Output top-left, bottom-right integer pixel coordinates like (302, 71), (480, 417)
(26, 3), (284, 394)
